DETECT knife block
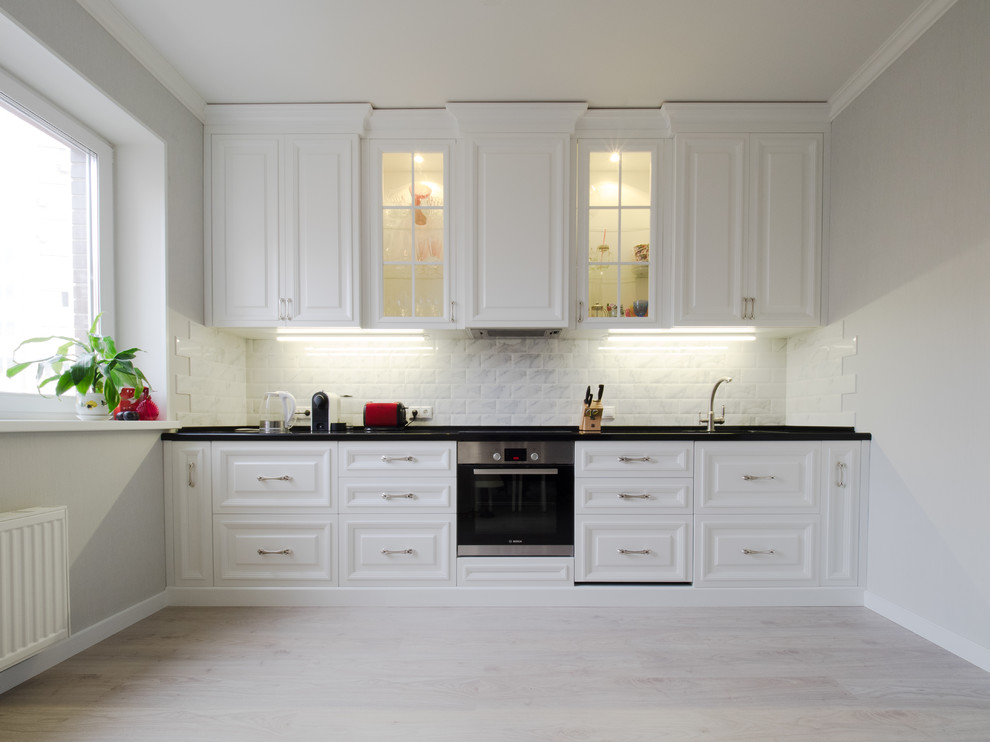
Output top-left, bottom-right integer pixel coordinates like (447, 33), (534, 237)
(580, 401), (603, 433)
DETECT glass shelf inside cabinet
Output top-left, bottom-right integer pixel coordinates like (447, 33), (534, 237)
(380, 151), (447, 320)
(586, 150), (653, 321)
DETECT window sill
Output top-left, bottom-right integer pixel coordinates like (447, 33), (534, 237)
(0, 420), (182, 434)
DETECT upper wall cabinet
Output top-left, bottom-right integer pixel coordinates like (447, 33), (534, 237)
(577, 140), (663, 328)
(449, 103), (586, 329)
(668, 104), (826, 327)
(205, 104), (370, 327)
(364, 130), (455, 328)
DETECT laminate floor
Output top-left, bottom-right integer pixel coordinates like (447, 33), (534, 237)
(1, 606), (989, 742)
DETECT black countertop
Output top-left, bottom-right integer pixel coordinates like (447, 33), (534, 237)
(163, 425), (870, 442)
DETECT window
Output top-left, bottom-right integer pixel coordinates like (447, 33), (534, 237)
(0, 70), (113, 414)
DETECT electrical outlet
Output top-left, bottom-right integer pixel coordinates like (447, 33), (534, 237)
(408, 405), (433, 420)
(602, 406), (616, 421)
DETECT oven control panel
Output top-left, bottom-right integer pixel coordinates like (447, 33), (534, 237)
(458, 440), (574, 466)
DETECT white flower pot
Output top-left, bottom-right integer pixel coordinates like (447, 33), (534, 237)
(75, 391), (109, 420)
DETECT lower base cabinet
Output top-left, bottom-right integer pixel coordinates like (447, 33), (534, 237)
(166, 438), (865, 595)
(694, 515), (819, 587)
(214, 515), (338, 586)
(339, 516), (455, 586)
(575, 517), (692, 583)
(457, 557), (574, 587)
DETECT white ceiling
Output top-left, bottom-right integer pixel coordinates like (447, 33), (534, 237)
(79, 0), (952, 120)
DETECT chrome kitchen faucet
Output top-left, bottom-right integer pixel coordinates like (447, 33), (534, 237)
(700, 376), (733, 432)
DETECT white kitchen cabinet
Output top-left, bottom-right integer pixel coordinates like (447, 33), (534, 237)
(577, 517), (692, 583)
(165, 442), (213, 587)
(365, 140), (455, 327)
(821, 441), (862, 586)
(672, 131), (822, 327)
(338, 441), (457, 586)
(448, 103), (585, 330)
(575, 440), (693, 477)
(340, 515), (455, 586)
(577, 140), (662, 327)
(694, 441), (820, 513)
(214, 514), (337, 586)
(212, 442), (335, 512)
(695, 515), (819, 586)
(575, 440), (694, 583)
(205, 104), (369, 327)
(694, 440), (848, 588)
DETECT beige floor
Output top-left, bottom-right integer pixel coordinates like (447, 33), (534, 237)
(1, 606), (989, 742)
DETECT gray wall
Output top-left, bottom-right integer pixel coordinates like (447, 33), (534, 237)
(829, 0), (990, 652)
(0, 0), (204, 642)
(0, 432), (165, 631)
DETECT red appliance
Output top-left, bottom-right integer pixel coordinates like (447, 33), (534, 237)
(363, 402), (407, 428)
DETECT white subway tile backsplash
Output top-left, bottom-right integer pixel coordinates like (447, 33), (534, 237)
(170, 312), (854, 429)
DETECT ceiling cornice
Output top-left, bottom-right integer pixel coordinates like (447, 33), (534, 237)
(79, 0), (958, 127)
(77, 0), (208, 122)
(828, 0), (958, 120)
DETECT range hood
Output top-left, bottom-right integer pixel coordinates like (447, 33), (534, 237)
(468, 328), (562, 339)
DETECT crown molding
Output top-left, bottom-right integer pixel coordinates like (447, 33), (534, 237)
(829, 0), (958, 120)
(447, 102), (588, 134)
(77, 0), (208, 122)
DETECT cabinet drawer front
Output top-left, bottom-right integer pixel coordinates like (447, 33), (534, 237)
(340, 478), (454, 512)
(457, 557), (574, 587)
(339, 442), (455, 475)
(340, 517), (454, 585)
(576, 441), (693, 476)
(213, 443), (334, 511)
(576, 478), (692, 513)
(576, 517), (691, 583)
(696, 516), (818, 586)
(214, 515), (336, 585)
(696, 442), (819, 511)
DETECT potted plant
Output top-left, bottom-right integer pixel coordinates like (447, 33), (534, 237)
(5, 313), (150, 419)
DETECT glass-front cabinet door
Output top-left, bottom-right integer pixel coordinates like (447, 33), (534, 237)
(367, 142), (453, 327)
(577, 142), (660, 327)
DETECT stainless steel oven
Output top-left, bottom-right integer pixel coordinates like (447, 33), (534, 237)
(456, 439), (574, 557)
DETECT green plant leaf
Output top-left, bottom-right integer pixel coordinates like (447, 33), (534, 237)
(5, 362), (33, 378)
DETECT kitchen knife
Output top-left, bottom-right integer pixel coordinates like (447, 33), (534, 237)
(584, 386), (593, 406)
(596, 384), (604, 402)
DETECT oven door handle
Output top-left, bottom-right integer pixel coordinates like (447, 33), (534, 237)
(472, 468), (559, 476)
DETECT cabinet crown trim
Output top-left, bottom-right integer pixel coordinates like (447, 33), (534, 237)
(447, 102), (588, 133)
(204, 103), (372, 132)
(664, 102), (830, 133)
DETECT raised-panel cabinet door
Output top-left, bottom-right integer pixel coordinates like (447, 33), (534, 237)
(750, 133), (822, 324)
(167, 442), (213, 586)
(285, 135), (359, 325)
(466, 135), (569, 327)
(674, 134), (746, 325)
(210, 135), (281, 325)
(821, 441), (861, 585)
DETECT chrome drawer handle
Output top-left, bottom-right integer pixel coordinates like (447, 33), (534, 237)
(617, 456), (653, 463)
(381, 455), (416, 463)
(381, 548), (415, 556)
(381, 492), (417, 500)
(257, 474), (293, 482)
(836, 461), (847, 488)
(741, 548), (776, 555)
(188, 462), (196, 487)
(618, 493), (652, 500)
(742, 475), (776, 481)
(257, 548), (293, 556)
(617, 548), (651, 555)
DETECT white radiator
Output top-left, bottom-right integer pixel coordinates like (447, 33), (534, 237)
(0, 507), (70, 672)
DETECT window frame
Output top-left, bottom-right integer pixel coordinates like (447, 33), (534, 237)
(0, 65), (114, 418)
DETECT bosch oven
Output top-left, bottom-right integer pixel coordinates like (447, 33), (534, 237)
(456, 439), (574, 557)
